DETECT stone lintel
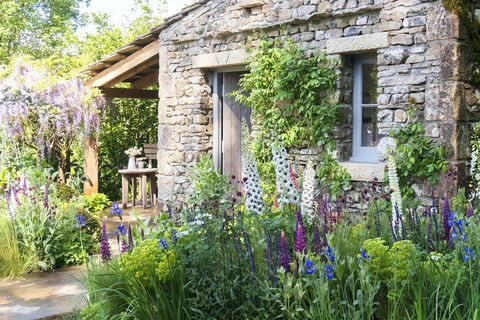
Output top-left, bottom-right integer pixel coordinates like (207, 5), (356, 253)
(192, 49), (249, 69)
(326, 33), (390, 54)
(237, 0), (264, 8)
(339, 162), (386, 182)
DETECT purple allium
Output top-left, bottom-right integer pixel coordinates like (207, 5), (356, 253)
(442, 198), (451, 241)
(43, 183), (49, 208)
(313, 224), (321, 255)
(75, 214), (87, 228)
(279, 231), (291, 272)
(294, 211), (307, 254)
(467, 203), (474, 219)
(159, 238), (169, 250)
(100, 220), (111, 263)
(305, 259), (317, 275)
(110, 202), (122, 217)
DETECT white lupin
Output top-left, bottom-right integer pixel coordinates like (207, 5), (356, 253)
(301, 160), (316, 225)
(387, 154), (403, 237)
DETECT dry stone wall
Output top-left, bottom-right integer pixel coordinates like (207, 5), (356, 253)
(156, 0), (479, 206)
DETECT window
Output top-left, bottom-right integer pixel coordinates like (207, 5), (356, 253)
(351, 55), (382, 163)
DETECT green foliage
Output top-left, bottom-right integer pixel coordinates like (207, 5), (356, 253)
(0, 214), (32, 278)
(390, 109), (448, 198)
(56, 182), (80, 201)
(187, 156), (231, 206)
(233, 37), (348, 196)
(363, 238), (390, 277)
(79, 193), (111, 215)
(316, 153), (351, 197)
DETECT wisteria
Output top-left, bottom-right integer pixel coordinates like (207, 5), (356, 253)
(301, 160), (316, 224)
(0, 62), (105, 159)
(241, 122), (265, 215)
(271, 143), (299, 208)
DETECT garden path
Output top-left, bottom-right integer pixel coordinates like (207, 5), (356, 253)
(0, 206), (160, 320)
(0, 265), (86, 320)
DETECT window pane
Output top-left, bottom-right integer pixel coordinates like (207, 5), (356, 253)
(361, 106), (383, 147)
(362, 64), (378, 104)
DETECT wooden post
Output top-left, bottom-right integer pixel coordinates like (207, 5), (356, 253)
(83, 135), (99, 195)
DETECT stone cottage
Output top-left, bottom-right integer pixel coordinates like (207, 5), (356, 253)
(84, 0), (480, 206)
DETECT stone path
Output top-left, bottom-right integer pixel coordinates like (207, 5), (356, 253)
(0, 206), (160, 320)
(0, 266), (86, 320)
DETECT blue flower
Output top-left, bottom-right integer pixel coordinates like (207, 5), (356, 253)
(324, 264), (334, 280)
(75, 214), (86, 228)
(305, 259), (317, 275)
(115, 225), (126, 236)
(159, 238), (169, 250)
(325, 246), (335, 263)
(171, 230), (178, 245)
(360, 246), (371, 261)
(464, 246), (474, 263)
(110, 202), (122, 216)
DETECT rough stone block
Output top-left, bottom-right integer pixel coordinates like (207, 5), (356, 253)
(391, 34), (413, 45)
(192, 49), (250, 68)
(426, 6), (460, 41)
(326, 32), (389, 54)
(403, 16), (427, 28)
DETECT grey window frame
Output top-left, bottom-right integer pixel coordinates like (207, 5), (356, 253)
(350, 55), (379, 163)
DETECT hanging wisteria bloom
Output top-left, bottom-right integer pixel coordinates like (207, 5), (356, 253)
(301, 160), (316, 224)
(387, 154), (403, 238)
(271, 143), (299, 208)
(241, 121), (265, 215)
(0, 62), (105, 164)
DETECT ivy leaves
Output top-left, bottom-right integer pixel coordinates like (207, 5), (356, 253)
(233, 38), (340, 150)
(390, 116), (448, 199)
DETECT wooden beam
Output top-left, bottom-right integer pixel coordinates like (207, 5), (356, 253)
(83, 136), (98, 195)
(132, 70), (159, 89)
(100, 87), (159, 99)
(87, 40), (160, 88)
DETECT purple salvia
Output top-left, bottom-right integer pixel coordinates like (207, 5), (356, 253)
(279, 231), (291, 272)
(43, 183), (49, 208)
(442, 198), (451, 241)
(12, 187), (19, 205)
(313, 223), (321, 255)
(127, 225), (134, 252)
(100, 220), (112, 262)
(243, 230), (256, 275)
(120, 238), (129, 254)
(467, 202), (474, 219)
(294, 211), (307, 254)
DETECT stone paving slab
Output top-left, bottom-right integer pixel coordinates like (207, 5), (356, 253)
(0, 266), (86, 320)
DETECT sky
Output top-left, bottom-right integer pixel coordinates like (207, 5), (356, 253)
(79, 0), (194, 31)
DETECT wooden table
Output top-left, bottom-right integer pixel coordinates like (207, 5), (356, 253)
(119, 168), (158, 209)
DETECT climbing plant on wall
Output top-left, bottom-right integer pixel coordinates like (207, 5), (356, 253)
(233, 37), (349, 197)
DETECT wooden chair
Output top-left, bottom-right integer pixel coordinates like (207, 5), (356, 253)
(144, 143), (158, 168)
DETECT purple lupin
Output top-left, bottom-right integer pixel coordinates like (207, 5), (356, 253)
(100, 219), (111, 262)
(279, 231), (291, 272)
(294, 211), (307, 254)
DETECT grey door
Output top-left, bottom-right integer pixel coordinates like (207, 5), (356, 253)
(213, 72), (251, 179)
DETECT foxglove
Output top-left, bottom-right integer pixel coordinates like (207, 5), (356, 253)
(271, 143), (299, 208)
(241, 121), (265, 215)
(301, 160), (316, 224)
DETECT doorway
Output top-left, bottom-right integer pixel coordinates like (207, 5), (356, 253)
(212, 71), (251, 179)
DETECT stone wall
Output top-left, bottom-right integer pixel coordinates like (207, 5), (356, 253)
(156, 0), (480, 206)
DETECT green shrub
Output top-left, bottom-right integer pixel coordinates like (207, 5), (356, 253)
(79, 193), (111, 215)
(56, 182), (79, 202)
